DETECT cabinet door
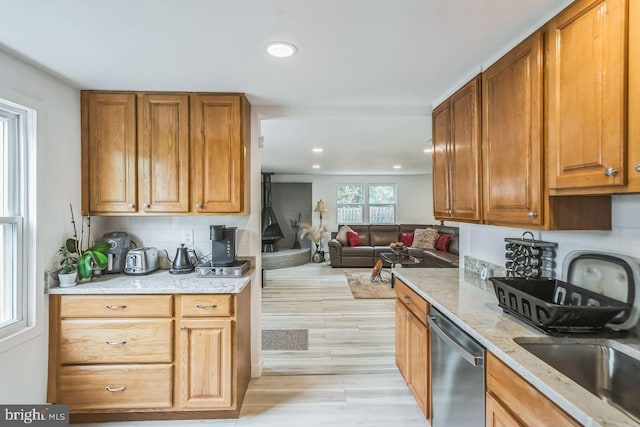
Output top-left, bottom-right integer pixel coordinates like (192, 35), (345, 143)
(449, 77), (482, 222)
(483, 32), (543, 225)
(395, 300), (410, 382)
(432, 102), (451, 219)
(84, 92), (137, 214)
(486, 393), (524, 427)
(191, 95), (244, 213)
(139, 94), (190, 213)
(547, 0), (628, 190)
(408, 313), (430, 420)
(178, 319), (232, 409)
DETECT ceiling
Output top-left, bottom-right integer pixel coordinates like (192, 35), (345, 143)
(0, 0), (572, 175)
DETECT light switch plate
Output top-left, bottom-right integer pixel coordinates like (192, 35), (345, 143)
(183, 229), (194, 246)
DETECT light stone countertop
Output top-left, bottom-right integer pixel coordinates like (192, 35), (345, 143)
(47, 269), (252, 295)
(393, 268), (640, 427)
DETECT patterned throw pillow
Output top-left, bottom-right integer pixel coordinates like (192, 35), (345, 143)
(336, 225), (354, 246)
(411, 228), (439, 249)
(435, 234), (452, 252)
(347, 231), (362, 246)
(400, 232), (414, 247)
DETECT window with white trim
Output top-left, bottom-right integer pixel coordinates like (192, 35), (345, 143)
(0, 100), (29, 340)
(336, 184), (396, 224)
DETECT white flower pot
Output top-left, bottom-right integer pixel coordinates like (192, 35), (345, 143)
(58, 271), (78, 287)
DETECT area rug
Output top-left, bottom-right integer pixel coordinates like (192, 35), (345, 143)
(344, 272), (396, 299)
(262, 329), (309, 350)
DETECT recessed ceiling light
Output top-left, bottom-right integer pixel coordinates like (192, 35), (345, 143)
(423, 148), (433, 153)
(312, 148), (323, 153)
(265, 41), (298, 58)
(393, 165), (402, 169)
(312, 164), (320, 169)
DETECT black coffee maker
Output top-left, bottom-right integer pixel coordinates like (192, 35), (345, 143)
(210, 225), (238, 266)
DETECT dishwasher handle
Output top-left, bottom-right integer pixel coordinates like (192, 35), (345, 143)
(428, 315), (484, 367)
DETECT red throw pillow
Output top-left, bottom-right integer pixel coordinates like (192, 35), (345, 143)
(347, 231), (362, 247)
(435, 234), (451, 252)
(401, 232), (414, 247)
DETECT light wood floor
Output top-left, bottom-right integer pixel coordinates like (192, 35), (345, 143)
(77, 263), (426, 427)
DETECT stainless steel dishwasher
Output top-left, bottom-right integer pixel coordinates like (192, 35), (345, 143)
(428, 307), (485, 427)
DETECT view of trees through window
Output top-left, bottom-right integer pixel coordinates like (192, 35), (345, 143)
(337, 184), (396, 224)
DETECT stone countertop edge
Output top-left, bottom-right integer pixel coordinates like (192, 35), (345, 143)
(392, 267), (640, 427)
(47, 268), (254, 295)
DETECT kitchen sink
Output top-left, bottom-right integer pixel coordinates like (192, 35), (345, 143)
(514, 337), (640, 423)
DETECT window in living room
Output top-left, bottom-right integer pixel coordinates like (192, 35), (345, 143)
(336, 184), (364, 224)
(336, 184), (396, 224)
(368, 184), (396, 224)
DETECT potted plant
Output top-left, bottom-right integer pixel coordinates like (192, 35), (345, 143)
(63, 204), (110, 280)
(299, 223), (329, 263)
(57, 245), (78, 287)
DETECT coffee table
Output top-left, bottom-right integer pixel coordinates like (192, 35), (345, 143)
(379, 251), (421, 287)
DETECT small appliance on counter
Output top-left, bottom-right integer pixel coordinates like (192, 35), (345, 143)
(124, 247), (159, 275)
(195, 225), (249, 278)
(98, 231), (134, 274)
(169, 244), (198, 275)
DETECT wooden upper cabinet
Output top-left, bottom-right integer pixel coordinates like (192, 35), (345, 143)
(82, 92), (137, 215)
(138, 94), (190, 213)
(192, 95), (247, 214)
(449, 77), (482, 222)
(432, 103), (451, 219)
(547, 0), (628, 191)
(432, 76), (482, 223)
(82, 91), (249, 215)
(628, 0), (640, 192)
(482, 31), (544, 226)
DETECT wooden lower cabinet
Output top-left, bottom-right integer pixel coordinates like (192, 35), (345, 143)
(486, 353), (579, 427)
(486, 392), (525, 427)
(48, 287), (251, 422)
(394, 279), (431, 421)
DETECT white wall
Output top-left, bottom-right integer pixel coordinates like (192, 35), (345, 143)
(459, 195), (640, 275)
(0, 49), (80, 402)
(271, 174), (437, 234)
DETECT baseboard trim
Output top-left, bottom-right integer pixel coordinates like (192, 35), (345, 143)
(251, 356), (264, 378)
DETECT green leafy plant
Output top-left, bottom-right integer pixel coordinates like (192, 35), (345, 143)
(57, 245), (78, 274)
(65, 204), (110, 279)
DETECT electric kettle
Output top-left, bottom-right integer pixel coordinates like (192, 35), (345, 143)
(170, 244), (197, 274)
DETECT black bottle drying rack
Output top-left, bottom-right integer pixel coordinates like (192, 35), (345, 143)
(505, 231), (557, 279)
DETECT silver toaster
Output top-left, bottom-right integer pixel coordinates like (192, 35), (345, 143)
(124, 247), (159, 275)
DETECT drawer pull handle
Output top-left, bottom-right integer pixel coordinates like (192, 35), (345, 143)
(196, 304), (218, 309)
(105, 386), (127, 392)
(105, 340), (127, 345)
(404, 296), (412, 305)
(106, 305), (127, 310)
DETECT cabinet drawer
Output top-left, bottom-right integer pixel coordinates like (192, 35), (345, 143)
(60, 319), (173, 364)
(181, 295), (233, 317)
(60, 295), (173, 318)
(58, 364), (173, 410)
(395, 279), (429, 323)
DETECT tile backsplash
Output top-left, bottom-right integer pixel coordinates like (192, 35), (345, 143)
(92, 215), (252, 261)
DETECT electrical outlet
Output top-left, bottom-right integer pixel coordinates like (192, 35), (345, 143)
(183, 229), (194, 246)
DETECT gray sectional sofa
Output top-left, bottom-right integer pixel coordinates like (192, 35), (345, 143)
(327, 224), (459, 268)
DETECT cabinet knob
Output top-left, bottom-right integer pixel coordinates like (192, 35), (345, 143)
(528, 211), (538, 219)
(604, 167), (619, 177)
(635, 163), (640, 173)
(127, 203), (134, 209)
(143, 203), (149, 209)
(180, 326), (187, 332)
(196, 203), (203, 209)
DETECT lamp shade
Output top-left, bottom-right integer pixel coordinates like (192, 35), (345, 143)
(314, 200), (328, 213)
